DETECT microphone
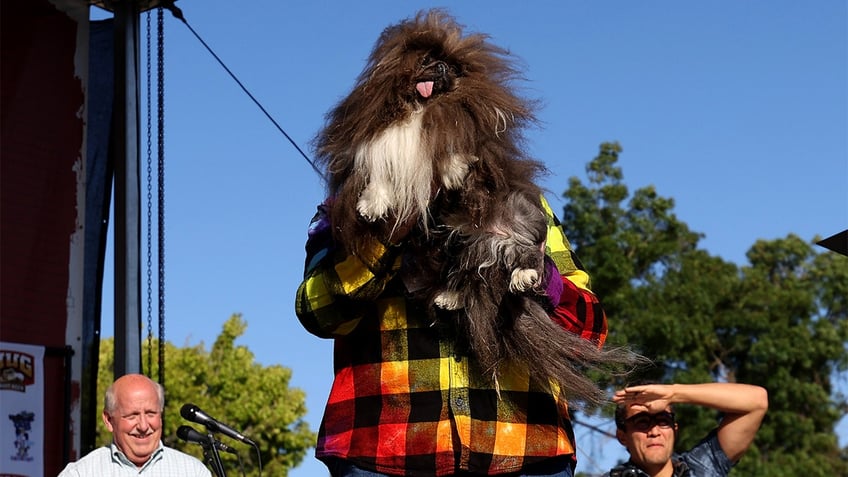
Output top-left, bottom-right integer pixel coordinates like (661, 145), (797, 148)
(177, 425), (238, 455)
(180, 403), (258, 447)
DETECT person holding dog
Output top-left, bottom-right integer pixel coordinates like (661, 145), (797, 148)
(295, 9), (643, 476)
(295, 196), (616, 477)
(606, 382), (768, 477)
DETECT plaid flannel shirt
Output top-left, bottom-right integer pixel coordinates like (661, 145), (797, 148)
(295, 197), (607, 476)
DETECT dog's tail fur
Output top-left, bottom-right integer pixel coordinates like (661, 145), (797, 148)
(434, 192), (644, 407)
(448, 254), (642, 408)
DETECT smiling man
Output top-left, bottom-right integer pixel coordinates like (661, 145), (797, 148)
(58, 374), (211, 476)
(606, 383), (768, 477)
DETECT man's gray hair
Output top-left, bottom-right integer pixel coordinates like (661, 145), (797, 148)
(103, 375), (165, 414)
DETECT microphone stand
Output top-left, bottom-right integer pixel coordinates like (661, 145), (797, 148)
(200, 432), (227, 477)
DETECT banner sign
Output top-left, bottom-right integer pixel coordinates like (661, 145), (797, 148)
(0, 342), (45, 477)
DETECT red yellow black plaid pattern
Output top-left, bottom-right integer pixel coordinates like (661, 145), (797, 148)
(295, 197), (607, 476)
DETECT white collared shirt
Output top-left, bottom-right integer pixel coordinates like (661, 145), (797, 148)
(58, 442), (212, 476)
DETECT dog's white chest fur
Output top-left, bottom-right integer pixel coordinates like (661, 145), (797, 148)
(354, 111), (472, 224)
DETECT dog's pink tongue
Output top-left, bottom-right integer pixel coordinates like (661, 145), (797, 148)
(416, 81), (434, 98)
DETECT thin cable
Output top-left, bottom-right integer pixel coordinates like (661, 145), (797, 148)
(161, 2), (326, 183)
(571, 414), (617, 439)
(571, 414), (623, 473)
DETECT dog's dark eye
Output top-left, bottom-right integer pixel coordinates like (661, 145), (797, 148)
(421, 54), (432, 66)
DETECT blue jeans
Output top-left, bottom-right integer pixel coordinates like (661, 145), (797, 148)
(329, 458), (575, 477)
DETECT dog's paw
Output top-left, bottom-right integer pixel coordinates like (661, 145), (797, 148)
(434, 290), (463, 310)
(441, 154), (477, 190)
(509, 268), (539, 293)
(357, 185), (392, 222)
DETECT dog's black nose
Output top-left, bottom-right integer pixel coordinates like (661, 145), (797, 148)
(437, 62), (447, 76)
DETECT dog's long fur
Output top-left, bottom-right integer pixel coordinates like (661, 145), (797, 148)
(314, 9), (637, 406)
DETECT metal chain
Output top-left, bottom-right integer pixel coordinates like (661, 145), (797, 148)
(156, 5), (166, 390)
(144, 9), (154, 378)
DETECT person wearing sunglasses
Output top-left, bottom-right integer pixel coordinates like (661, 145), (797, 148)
(605, 383), (768, 477)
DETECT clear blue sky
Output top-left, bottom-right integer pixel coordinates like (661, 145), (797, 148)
(93, 1), (847, 475)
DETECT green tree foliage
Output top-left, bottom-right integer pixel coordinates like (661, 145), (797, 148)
(97, 314), (317, 476)
(563, 142), (848, 476)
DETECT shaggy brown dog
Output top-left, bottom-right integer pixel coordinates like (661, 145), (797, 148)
(313, 9), (636, 406)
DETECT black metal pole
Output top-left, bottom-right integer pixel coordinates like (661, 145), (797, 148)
(202, 434), (228, 477)
(112, 0), (142, 377)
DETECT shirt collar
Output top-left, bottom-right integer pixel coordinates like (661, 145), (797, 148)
(110, 441), (164, 471)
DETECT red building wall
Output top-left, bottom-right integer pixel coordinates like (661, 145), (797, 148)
(1, 1), (87, 474)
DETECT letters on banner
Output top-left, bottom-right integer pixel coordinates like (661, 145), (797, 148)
(0, 342), (45, 477)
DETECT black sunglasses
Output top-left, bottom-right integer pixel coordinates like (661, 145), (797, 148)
(625, 411), (676, 432)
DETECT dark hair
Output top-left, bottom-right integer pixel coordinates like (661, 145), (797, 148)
(614, 404), (628, 430)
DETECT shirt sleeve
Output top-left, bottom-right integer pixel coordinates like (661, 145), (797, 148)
(294, 202), (405, 338)
(295, 198), (609, 345)
(541, 196), (608, 346)
(682, 429), (735, 475)
(57, 465), (79, 477)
